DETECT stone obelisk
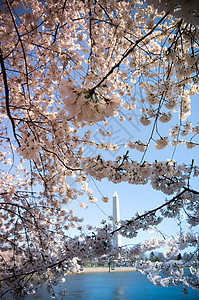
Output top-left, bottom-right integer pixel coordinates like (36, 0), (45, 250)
(112, 191), (122, 248)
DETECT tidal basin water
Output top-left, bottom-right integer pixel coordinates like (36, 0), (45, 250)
(26, 271), (199, 300)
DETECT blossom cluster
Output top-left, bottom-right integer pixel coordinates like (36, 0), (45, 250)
(59, 80), (121, 122)
(146, 0), (199, 25)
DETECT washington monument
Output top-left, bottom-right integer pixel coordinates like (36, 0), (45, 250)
(112, 191), (122, 248)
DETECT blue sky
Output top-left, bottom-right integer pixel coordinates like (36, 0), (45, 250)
(66, 94), (199, 249)
(1, 91), (197, 250)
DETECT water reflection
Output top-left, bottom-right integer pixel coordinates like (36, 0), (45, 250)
(25, 272), (199, 300)
(113, 287), (126, 300)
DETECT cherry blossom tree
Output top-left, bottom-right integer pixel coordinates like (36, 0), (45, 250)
(0, 0), (199, 298)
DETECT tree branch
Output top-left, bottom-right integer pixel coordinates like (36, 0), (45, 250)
(112, 187), (199, 234)
(90, 12), (169, 93)
(0, 50), (21, 146)
(5, 0), (31, 102)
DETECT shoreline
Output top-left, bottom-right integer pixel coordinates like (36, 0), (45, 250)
(68, 266), (137, 275)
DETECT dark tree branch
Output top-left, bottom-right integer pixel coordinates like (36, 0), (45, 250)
(90, 12), (169, 93)
(0, 50), (21, 147)
(112, 187), (199, 234)
(41, 145), (82, 171)
(5, 0), (31, 102)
